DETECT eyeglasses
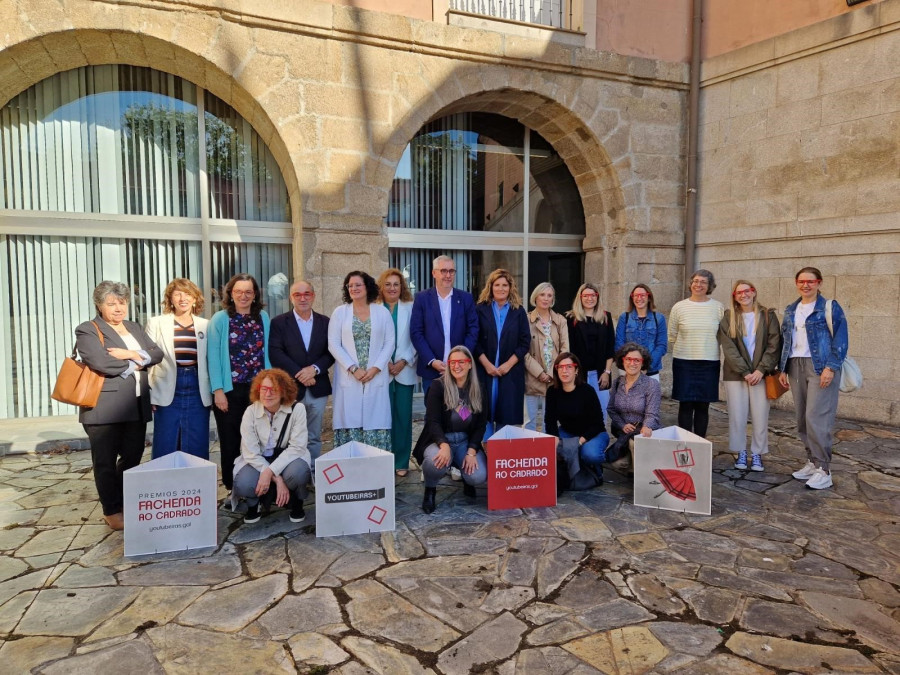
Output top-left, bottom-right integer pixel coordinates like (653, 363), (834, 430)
(447, 358), (471, 367)
(580, 292), (598, 299)
(691, 279), (709, 286)
(437, 269), (456, 276)
(555, 363), (576, 371)
(347, 283), (365, 290)
(259, 386), (278, 395)
(733, 289), (755, 296)
(292, 292), (314, 299)
(631, 293), (649, 299)
(797, 280), (819, 287)
(623, 357), (644, 364)
(232, 290), (255, 297)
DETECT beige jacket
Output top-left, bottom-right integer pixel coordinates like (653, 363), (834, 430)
(233, 401), (310, 478)
(524, 309), (569, 396)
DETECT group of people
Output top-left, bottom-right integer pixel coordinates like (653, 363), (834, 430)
(72, 258), (848, 530)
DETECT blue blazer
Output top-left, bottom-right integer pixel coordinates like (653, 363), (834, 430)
(268, 310), (334, 401)
(409, 287), (479, 382)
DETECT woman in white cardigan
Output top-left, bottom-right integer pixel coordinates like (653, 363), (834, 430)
(377, 269), (419, 476)
(329, 271), (395, 451)
(145, 278), (212, 459)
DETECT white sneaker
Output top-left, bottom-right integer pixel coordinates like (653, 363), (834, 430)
(449, 467), (462, 481)
(792, 461), (817, 480)
(805, 468), (833, 490)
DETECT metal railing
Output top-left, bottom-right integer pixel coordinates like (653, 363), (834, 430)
(450, 0), (570, 30)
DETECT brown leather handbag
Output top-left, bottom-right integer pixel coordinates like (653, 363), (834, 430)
(51, 322), (105, 407)
(764, 374), (788, 400)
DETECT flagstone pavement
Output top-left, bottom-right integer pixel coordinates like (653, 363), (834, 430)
(0, 400), (899, 674)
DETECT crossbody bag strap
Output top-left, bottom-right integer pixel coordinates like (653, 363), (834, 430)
(271, 402), (298, 460)
(824, 299), (834, 338)
(73, 321), (105, 358)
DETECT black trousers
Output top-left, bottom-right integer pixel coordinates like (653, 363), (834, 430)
(678, 401), (710, 438)
(212, 383), (251, 490)
(83, 420), (147, 516)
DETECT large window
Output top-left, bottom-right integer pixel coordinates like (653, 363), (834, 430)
(0, 65), (292, 418)
(388, 112), (584, 304)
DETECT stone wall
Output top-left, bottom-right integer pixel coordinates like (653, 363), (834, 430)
(696, 2), (900, 424)
(0, 0), (688, 319)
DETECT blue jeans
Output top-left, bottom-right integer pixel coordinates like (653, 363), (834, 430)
(152, 366), (211, 459)
(559, 428), (610, 471)
(421, 431), (488, 488)
(585, 370), (610, 422)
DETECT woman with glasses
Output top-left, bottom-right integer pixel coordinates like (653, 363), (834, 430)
(615, 284), (667, 381)
(413, 346), (487, 513)
(233, 369), (311, 524)
(566, 283), (615, 418)
(607, 342), (661, 472)
(777, 267), (848, 490)
(524, 282), (569, 431)
(668, 269), (724, 438)
(474, 269), (530, 437)
(209, 274), (271, 494)
(717, 280), (781, 472)
(329, 271), (394, 452)
(545, 352), (609, 481)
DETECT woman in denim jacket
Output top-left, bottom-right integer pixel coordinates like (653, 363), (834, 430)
(615, 284), (667, 380)
(778, 267), (848, 490)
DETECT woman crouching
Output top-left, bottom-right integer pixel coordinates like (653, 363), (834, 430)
(233, 369), (311, 524)
(413, 346), (488, 514)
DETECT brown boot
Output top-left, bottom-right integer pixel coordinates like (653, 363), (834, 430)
(103, 513), (124, 530)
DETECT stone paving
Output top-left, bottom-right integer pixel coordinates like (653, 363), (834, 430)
(1, 400), (899, 673)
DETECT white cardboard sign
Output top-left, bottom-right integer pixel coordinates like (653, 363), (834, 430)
(123, 451), (218, 556)
(315, 441), (395, 537)
(633, 426), (712, 516)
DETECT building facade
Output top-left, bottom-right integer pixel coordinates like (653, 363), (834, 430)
(0, 0), (897, 424)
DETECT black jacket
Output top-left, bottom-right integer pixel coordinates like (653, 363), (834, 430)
(268, 310), (335, 400)
(412, 378), (487, 464)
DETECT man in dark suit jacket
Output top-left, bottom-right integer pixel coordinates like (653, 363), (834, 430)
(269, 280), (335, 462)
(410, 255), (479, 395)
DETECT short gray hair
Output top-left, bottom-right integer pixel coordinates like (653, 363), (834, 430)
(529, 281), (555, 307)
(432, 255), (454, 270)
(92, 281), (130, 311)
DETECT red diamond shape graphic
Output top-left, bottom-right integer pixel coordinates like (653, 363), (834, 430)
(367, 505), (387, 525)
(323, 463), (345, 485)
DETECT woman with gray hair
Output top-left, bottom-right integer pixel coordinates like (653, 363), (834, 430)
(667, 269), (724, 438)
(74, 281), (163, 530)
(524, 282), (569, 431)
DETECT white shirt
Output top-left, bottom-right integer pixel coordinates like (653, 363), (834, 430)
(437, 289), (453, 362)
(293, 310), (319, 374)
(741, 312), (756, 360)
(791, 301), (815, 358)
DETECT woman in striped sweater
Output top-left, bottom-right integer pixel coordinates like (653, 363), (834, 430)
(667, 269), (724, 438)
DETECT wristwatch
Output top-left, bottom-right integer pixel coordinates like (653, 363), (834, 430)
(349, 365), (359, 374)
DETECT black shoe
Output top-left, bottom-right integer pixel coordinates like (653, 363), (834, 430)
(244, 504), (261, 524)
(422, 487), (436, 514)
(463, 482), (476, 499)
(260, 487), (275, 515)
(289, 494), (306, 523)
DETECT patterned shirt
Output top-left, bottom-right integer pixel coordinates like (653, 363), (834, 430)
(229, 314), (265, 384)
(173, 321), (198, 366)
(608, 374), (662, 431)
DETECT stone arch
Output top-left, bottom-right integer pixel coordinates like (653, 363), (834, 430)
(377, 69), (632, 287)
(0, 29), (301, 230)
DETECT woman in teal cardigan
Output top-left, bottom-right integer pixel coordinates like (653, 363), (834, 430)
(208, 274), (271, 492)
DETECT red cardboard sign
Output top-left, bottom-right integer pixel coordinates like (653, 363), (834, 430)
(486, 426), (557, 510)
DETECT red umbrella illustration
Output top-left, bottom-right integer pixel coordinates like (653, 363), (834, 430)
(651, 468), (697, 501)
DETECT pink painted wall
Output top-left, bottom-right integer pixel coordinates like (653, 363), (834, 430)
(702, 0), (888, 57)
(594, 0), (692, 63)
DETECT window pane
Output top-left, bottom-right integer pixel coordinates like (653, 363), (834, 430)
(527, 251), (584, 312)
(527, 131), (585, 235)
(0, 65), (200, 217)
(389, 248), (524, 302)
(209, 242), (293, 317)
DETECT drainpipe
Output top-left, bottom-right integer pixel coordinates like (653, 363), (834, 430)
(683, 0), (702, 288)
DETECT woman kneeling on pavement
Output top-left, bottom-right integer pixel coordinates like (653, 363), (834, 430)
(233, 368), (311, 524)
(545, 352), (609, 484)
(607, 342), (661, 473)
(414, 346), (487, 514)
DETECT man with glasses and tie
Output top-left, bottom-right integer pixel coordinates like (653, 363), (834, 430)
(268, 280), (335, 464)
(410, 255), (479, 396)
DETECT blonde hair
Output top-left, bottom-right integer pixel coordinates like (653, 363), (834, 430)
(529, 282), (555, 308)
(162, 278), (204, 314)
(727, 279), (764, 339)
(441, 346), (482, 414)
(567, 282), (607, 324)
(477, 269), (522, 309)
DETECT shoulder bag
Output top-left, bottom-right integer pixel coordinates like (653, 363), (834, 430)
(51, 321), (105, 407)
(825, 300), (862, 393)
(761, 310), (788, 400)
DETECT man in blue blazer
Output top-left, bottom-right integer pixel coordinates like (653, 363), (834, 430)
(410, 255), (479, 394)
(269, 280), (335, 462)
